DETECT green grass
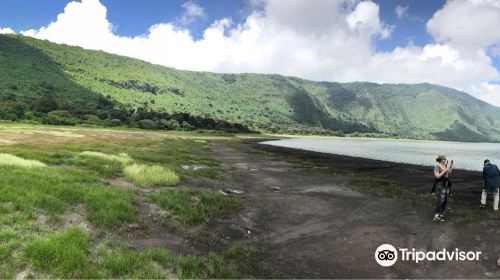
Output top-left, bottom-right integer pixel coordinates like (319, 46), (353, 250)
(73, 151), (133, 178)
(174, 244), (265, 279)
(79, 151), (133, 164)
(97, 244), (171, 278)
(23, 227), (92, 278)
(72, 154), (126, 178)
(0, 164), (135, 226)
(0, 153), (46, 168)
(124, 163), (180, 187)
(0, 125), (256, 278)
(21, 228), (264, 279)
(150, 188), (241, 225)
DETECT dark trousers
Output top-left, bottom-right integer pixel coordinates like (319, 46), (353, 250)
(435, 182), (449, 215)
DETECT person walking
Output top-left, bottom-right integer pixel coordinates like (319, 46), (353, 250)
(433, 154), (452, 222)
(480, 159), (500, 211)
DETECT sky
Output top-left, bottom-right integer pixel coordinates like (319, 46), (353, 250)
(1, 0), (500, 107)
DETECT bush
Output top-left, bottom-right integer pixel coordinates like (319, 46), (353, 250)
(84, 114), (103, 125)
(22, 111), (36, 120)
(106, 118), (123, 127)
(138, 119), (156, 130)
(181, 121), (195, 131)
(42, 110), (79, 126)
(164, 119), (181, 130)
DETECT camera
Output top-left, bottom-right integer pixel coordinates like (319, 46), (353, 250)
(377, 250), (396, 261)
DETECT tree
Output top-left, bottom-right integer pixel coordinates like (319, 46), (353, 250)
(108, 106), (131, 122)
(33, 92), (59, 113)
(0, 101), (28, 120)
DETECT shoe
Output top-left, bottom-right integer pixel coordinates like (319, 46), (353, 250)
(494, 209), (499, 212)
(438, 214), (444, 219)
(480, 204), (486, 208)
(433, 215), (444, 222)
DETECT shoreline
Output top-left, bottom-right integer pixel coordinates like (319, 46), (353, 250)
(259, 138), (500, 172)
(258, 140), (484, 172)
(248, 139), (484, 205)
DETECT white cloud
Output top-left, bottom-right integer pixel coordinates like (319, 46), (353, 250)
(470, 83), (500, 106)
(179, 1), (205, 25)
(20, 0), (113, 50)
(346, 1), (394, 39)
(6, 0), (500, 107)
(0, 27), (15, 34)
(427, 0), (500, 50)
(368, 44), (499, 91)
(395, 4), (409, 19)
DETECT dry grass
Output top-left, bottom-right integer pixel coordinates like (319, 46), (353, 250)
(0, 139), (16, 145)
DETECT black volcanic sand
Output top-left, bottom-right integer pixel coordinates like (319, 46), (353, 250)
(253, 140), (485, 205)
(189, 140), (500, 279)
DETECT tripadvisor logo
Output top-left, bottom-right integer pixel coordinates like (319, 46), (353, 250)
(375, 244), (398, 267)
(375, 244), (482, 267)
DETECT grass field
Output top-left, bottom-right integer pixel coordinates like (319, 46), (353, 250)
(0, 122), (267, 278)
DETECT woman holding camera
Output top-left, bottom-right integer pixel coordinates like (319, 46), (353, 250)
(433, 154), (453, 222)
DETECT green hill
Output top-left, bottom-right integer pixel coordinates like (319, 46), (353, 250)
(1, 34), (500, 141)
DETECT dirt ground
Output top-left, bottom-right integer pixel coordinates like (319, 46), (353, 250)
(193, 140), (500, 278)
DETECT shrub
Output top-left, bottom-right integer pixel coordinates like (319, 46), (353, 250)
(181, 121), (195, 131)
(41, 110), (79, 126)
(138, 119), (156, 129)
(164, 119), (181, 130)
(107, 118), (123, 127)
(83, 114), (103, 124)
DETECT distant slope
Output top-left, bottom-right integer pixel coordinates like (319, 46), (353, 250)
(1, 34), (500, 141)
(0, 35), (111, 113)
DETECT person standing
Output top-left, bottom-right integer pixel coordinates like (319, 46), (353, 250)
(480, 159), (500, 211)
(433, 155), (452, 222)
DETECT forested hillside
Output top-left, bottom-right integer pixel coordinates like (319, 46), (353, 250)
(1, 34), (500, 141)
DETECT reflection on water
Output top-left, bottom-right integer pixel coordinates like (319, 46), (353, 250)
(261, 138), (500, 171)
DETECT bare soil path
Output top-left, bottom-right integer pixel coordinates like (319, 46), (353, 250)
(206, 141), (500, 278)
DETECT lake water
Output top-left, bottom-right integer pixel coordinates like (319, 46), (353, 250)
(260, 138), (500, 171)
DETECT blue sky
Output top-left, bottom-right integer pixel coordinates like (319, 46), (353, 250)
(1, 0), (446, 51)
(1, 0), (246, 37)
(1, 0), (500, 106)
(376, 0), (446, 50)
